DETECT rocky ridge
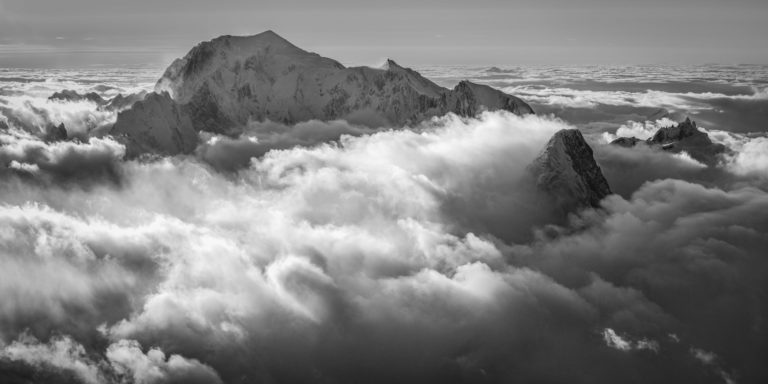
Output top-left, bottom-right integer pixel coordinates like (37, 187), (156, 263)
(610, 117), (726, 164)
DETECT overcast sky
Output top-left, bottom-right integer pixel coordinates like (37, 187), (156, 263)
(1, 0), (767, 67)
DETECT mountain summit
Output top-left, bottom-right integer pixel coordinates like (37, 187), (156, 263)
(112, 31), (533, 155)
(529, 129), (612, 213)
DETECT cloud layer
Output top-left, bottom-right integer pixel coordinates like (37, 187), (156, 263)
(0, 108), (766, 383)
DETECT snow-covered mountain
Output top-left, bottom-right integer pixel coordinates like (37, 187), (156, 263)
(529, 129), (612, 213)
(113, 30), (533, 154)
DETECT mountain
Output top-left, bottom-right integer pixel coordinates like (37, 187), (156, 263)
(48, 89), (147, 112)
(112, 30), (533, 155)
(610, 118), (726, 165)
(529, 129), (612, 213)
(49, 90), (105, 105)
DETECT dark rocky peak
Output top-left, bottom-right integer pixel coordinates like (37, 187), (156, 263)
(529, 129), (612, 212)
(43, 123), (67, 142)
(381, 59), (403, 71)
(610, 136), (642, 148)
(609, 117), (726, 165)
(49, 90), (105, 105)
(104, 91), (148, 112)
(648, 117), (702, 144)
(451, 80), (535, 116)
(111, 92), (197, 157)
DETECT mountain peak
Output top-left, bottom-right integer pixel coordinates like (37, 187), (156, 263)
(244, 30), (293, 46)
(381, 59), (404, 70)
(610, 117), (726, 165)
(648, 116), (700, 144)
(206, 30), (301, 53)
(529, 129), (611, 212)
(119, 33), (534, 155)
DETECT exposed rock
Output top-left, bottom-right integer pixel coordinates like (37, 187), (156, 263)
(111, 31), (534, 155)
(44, 123), (68, 142)
(530, 129), (612, 213)
(610, 136), (642, 148)
(49, 90), (105, 105)
(104, 91), (148, 111)
(111, 92), (197, 156)
(48, 89), (147, 112)
(610, 117), (726, 165)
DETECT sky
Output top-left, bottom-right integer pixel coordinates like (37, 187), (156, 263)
(1, 0), (768, 67)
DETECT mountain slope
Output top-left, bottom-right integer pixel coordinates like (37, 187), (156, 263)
(112, 92), (197, 156)
(112, 31), (533, 154)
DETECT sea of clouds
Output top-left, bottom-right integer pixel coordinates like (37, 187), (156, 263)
(0, 65), (767, 384)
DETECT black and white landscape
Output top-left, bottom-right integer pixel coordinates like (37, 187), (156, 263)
(1, 1), (767, 384)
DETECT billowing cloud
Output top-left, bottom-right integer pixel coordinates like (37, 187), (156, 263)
(713, 131), (768, 180)
(0, 334), (222, 384)
(0, 67), (155, 138)
(0, 109), (765, 383)
(0, 127), (125, 183)
(593, 141), (719, 197)
(196, 119), (376, 172)
(601, 118), (678, 142)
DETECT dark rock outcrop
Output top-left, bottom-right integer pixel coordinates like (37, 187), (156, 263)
(104, 91), (148, 111)
(48, 89), (147, 112)
(49, 90), (106, 105)
(111, 92), (197, 157)
(610, 117), (726, 165)
(530, 129), (612, 213)
(44, 123), (68, 142)
(610, 136), (643, 148)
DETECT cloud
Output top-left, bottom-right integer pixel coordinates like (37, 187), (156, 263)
(0, 127), (125, 184)
(720, 134), (768, 179)
(0, 111), (765, 383)
(601, 328), (659, 352)
(106, 339), (223, 384)
(601, 118), (678, 142)
(0, 335), (222, 384)
(504, 83), (768, 134)
(0, 333), (104, 384)
(510, 178), (768, 381)
(196, 119), (376, 172)
(0, 68), (154, 138)
(593, 141), (719, 197)
(0, 96), (117, 138)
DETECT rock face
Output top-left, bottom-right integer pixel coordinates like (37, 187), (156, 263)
(111, 92), (197, 157)
(104, 91), (148, 111)
(113, 30), (533, 155)
(610, 136), (643, 148)
(610, 117), (726, 164)
(530, 129), (612, 212)
(49, 90), (105, 105)
(44, 123), (68, 142)
(48, 89), (147, 112)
